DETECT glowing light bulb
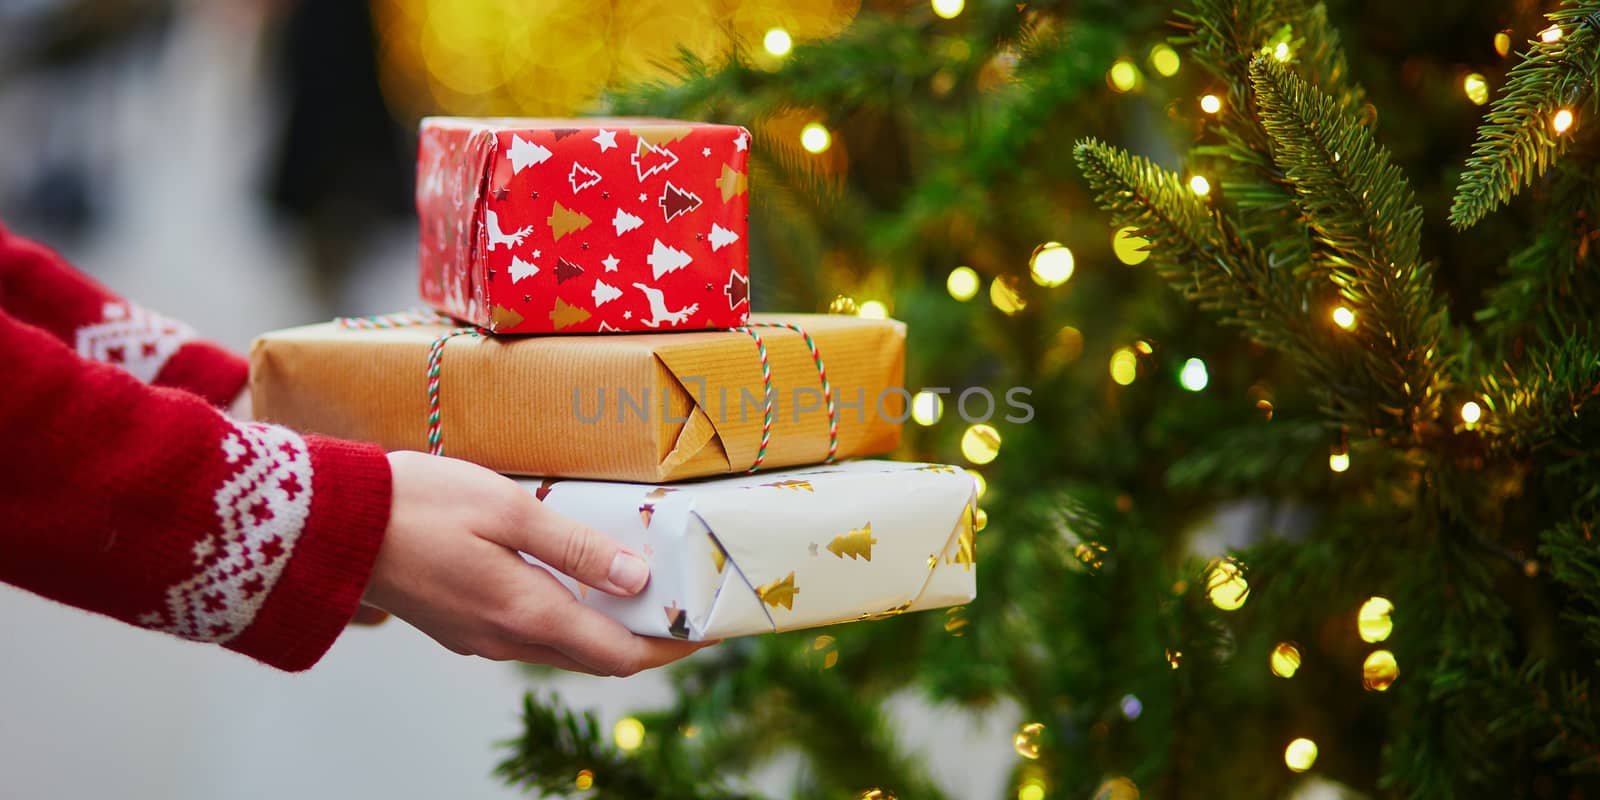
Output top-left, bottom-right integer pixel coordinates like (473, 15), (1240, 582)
(947, 266), (980, 301)
(1110, 347), (1138, 386)
(1363, 649), (1399, 691)
(931, 0), (964, 19)
(1149, 44), (1181, 77)
(1494, 31), (1512, 57)
(1541, 25), (1563, 43)
(801, 122), (832, 153)
(989, 276), (1026, 314)
(1189, 175), (1211, 196)
(1200, 93), (1223, 114)
(911, 391), (943, 426)
(1274, 42), (1291, 61)
(1018, 780), (1046, 800)
(1113, 226), (1151, 264)
(1464, 73), (1489, 106)
(1029, 241), (1075, 286)
(613, 717), (645, 751)
(858, 300), (887, 319)
(1108, 59), (1140, 93)
(1270, 642), (1302, 678)
(1461, 400), (1483, 425)
(1358, 596), (1393, 642)
(1329, 451), (1350, 473)
(1285, 738), (1318, 772)
(1013, 722), (1044, 759)
(1554, 108), (1575, 133)
(828, 295), (858, 315)
(575, 770), (595, 790)
(1206, 557), (1249, 611)
(763, 28), (793, 56)
(1332, 305), (1356, 330)
(961, 423), (1001, 464)
(1179, 358), (1209, 392)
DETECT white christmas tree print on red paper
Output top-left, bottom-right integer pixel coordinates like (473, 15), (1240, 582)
(569, 162), (602, 193)
(632, 283), (699, 327)
(632, 139), (679, 180)
(613, 209), (644, 235)
(647, 239), (693, 279)
(506, 135), (552, 174)
(485, 209), (533, 251)
(592, 280), (622, 306)
(659, 182), (702, 221)
(509, 256), (540, 282)
(709, 224), (740, 251)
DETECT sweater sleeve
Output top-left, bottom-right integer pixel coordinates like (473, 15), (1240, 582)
(0, 307), (392, 671)
(0, 225), (248, 407)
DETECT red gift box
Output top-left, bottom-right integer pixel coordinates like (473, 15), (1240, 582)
(416, 117), (752, 334)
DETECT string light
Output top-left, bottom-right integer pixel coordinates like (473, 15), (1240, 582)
(974, 507), (988, 530)
(961, 423), (1001, 464)
(1328, 451), (1350, 472)
(858, 300), (888, 319)
(912, 391), (943, 426)
(931, 0), (964, 19)
(859, 791), (896, 800)
(1284, 738), (1319, 772)
(1179, 358), (1209, 392)
(763, 28), (793, 56)
(1166, 648), (1183, 669)
(1200, 93), (1223, 114)
(801, 122), (832, 153)
(1120, 694), (1144, 720)
(1018, 778), (1046, 800)
(1270, 642), (1302, 678)
(1114, 226), (1152, 264)
(1358, 596), (1393, 642)
(1030, 242), (1075, 286)
(1094, 777), (1139, 800)
(1273, 41), (1291, 61)
(1494, 31), (1512, 57)
(990, 276), (1026, 313)
(1149, 44), (1181, 77)
(575, 770), (595, 790)
(1189, 175), (1211, 196)
(1206, 557), (1250, 611)
(1541, 25), (1563, 43)
(947, 266), (980, 301)
(828, 295), (859, 315)
(1110, 347), (1139, 385)
(1463, 73), (1489, 106)
(613, 717), (645, 751)
(1554, 108), (1575, 134)
(1108, 59), (1140, 92)
(1013, 722), (1045, 759)
(970, 470), (986, 498)
(1460, 400), (1483, 426)
(1332, 305), (1357, 330)
(1362, 649), (1399, 691)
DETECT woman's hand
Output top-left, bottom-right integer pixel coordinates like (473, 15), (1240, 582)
(363, 451), (710, 675)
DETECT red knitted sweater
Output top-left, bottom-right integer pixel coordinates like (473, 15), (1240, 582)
(1, 224), (392, 671)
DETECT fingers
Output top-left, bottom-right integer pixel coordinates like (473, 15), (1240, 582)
(483, 486), (650, 597)
(480, 642), (602, 675)
(539, 601), (710, 676)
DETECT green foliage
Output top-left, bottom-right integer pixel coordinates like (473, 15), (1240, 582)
(1450, 1), (1600, 229)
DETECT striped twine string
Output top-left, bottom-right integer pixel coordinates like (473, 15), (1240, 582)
(425, 327), (484, 455)
(334, 309), (451, 330)
(749, 322), (838, 464)
(733, 322), (839, 472)
(731, 326), (775, 473)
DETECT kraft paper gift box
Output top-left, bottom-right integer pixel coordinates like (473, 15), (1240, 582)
(249, 313), (904, 482)
(417, 117), (751, 334)
(525, 460), (978, 640)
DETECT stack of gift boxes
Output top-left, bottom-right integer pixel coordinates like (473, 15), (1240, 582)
(250, 118), (976, 641)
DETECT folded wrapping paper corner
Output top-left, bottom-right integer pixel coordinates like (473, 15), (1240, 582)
(249, 312), (905, 482)
(526, 460), (979, 640)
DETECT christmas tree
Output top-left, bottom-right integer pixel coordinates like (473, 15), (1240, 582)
(497, 0), (1600, 797)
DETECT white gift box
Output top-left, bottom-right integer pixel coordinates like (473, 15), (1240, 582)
(521, 460), (978, 640)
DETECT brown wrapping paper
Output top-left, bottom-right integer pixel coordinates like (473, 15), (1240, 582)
(249, 313), (905, 482)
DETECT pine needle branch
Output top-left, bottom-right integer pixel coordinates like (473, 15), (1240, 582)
(1449, 1), (1600, 229)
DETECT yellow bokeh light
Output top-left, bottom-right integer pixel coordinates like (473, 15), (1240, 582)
(1206, 557), (1249, 611)
(1018, 779), (1046, 800)
(1110, 347), (1139, 386)
(1030, 242), (1075, 287)
(974, 507), (988, 530)
(1358, 596), (1394, 643)
(961, 423), (1002, 465)
(1200, 93), (1223, 114)
(911, 391), (943, 426)
(1270, 642), (1302, 678)
(947, 266), (980, 301)
(1150, 44), (1181, 77)
(613, 717), (645, 751)
(1013, 721), (1045, 759)
(1094, 777), (1140, 800)
(1108, 59), (1140, 92)
(1494, 31), (1512, 57)
(1461, 400), (1483, 425)
(1329, 451), (1350, 473)
(1113, 226), (1151, 265)
(1189, 175), (1211, 196)
(1554, 108), (1575, 134)
(1541, 25), (1563, 43)
(1274, 42), (1291, 61)
(828, 295), (858, 315)
(1332, 305), (1356, 330)
(764, 27), (793, 56)
(931, 0), (964, 19)
(858, 300), (888, 319)
(970, 470), (986, 498)
(575, 769), (595, 790)
(1166, 648), (1182, 669)
(990, 276), (1027, 314)
(1285, 738), (1319, 772)
(1134, 339), (1154, 356)
(1363, 649), (1399, 691)
(801, 122), (832, 153)
(859, 790), (896, 800)
(1464, 73), (1489, 106)
(1179, 358), (1209, 392)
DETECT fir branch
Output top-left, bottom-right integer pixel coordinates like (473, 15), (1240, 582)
(1449, 1), (1600, 229)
